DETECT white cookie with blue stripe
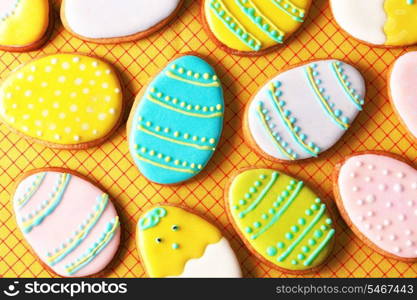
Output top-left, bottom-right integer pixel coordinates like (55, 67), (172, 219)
(246, 59), (365, 161)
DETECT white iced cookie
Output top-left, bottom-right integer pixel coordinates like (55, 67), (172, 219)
(61, 0), (183, 43)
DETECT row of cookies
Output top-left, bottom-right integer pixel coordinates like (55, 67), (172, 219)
(11, 167), (243, 277)
(227, 151), (417, 273)
(2, 50), (416, 182)
(128, 49), (417, 273)
(8, 51), (417, 277)
(13, 149), (417, 277)
(3, 1), (417, 54)
(0, 0), (184, 52)
(3, 0), (417, 277)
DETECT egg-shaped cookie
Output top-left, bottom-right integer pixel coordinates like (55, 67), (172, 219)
(202, 0), (312, 55)
(244, 59), (365, 162)
(389, 51), (417, 142)
(13, 169), (121, 277)
(127, 54), (224, 185)
(331, 0), (417, 47)
(0, 54), (124, 149)
(226, 168), (335, 273)
(334, 152), (417, 262)
(0, 0), (52, 52)
(136, 204), (242, 278)
(61, 0), (184, 44)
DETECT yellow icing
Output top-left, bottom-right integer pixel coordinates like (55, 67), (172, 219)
(137, 205), (222, 277)
(204, 0), (311, 52)
(228, 169), (334, 271)
(0, 54), (123, 145)
(384, 0), (417, 46)
(0, 0), (49, 47)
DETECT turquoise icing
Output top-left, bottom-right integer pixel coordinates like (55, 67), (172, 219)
(16, 172), (46, 209)
(129, 55), (224, 184)
(268, 82), (320, 157)
(21, 174), (72, 234)
(46, 194), (109, 266)
(139, 207), (167, 230)
(331, 61), (364, 111)
(209, 0), (262, 51)
(256, 102), (298, 160)
(272, 0), (305, 23)
(64, 217), (119, 275)
(277, 203), (326, 262)
(305, 63), (350, 130)
(239, 172), (279, 219)
(251, 181), (304, 240)
(235, 0), (285, 44)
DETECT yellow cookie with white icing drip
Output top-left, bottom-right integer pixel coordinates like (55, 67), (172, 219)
(385, 0), (417, 46)
(203, 0), (312, 55)
(0, 54), (123, 149)
(0, 0), (51, 51)
(137, 205), (242, 278)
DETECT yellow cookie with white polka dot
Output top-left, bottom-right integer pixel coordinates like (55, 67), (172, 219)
(0, 54), (124, 149)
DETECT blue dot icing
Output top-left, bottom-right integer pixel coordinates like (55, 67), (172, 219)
(128, 55), (224, 184)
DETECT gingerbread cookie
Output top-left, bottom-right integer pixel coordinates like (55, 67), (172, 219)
(61, 0), (184, 44)
(12, 169), (121, 277)
(331, 0), (417, 47)
(244, 59), (365, 162)
(389, 51), (417, 142)
(334, 152), (417, 262)
(202, 0), (312, 56)
(0, 54), (124, 149)
(127, 54), (224, 185)
(226, 168), (335, 273)
(136, 204), (242, 278)
(0, 0), (52, 52)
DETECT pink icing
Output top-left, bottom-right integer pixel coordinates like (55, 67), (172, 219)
(0, 0), (18, 13)
(338, 154), (417, 258)
(390, 51), (417, 139)
(13, 171), (120, 277)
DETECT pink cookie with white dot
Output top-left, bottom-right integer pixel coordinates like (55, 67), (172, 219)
(334, 152), (417, 261)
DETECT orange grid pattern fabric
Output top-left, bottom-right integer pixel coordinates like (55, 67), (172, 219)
(1, 0), (417, 278)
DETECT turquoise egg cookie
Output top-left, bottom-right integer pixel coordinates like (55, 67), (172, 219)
(128, 55), (224, 184)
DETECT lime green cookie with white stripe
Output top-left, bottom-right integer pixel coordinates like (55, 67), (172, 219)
(227, 168), (335, 272)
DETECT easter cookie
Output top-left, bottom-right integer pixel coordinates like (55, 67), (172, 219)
(334, 152), (417, 262)
(12, 168), (121, 277)
(61, 0), (184, 44)
(330, 0), (417, 47)
(0, 0), (53, 52)
(202, 0), (312, 56)
(244, 59), (365, 162)
(226, 168), (336, 273)
(389, 51), (417, 142)
(0, 53), (124, 149)
(127, 54), (224, 185)
(136, 204), (242, 278)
